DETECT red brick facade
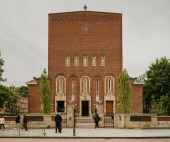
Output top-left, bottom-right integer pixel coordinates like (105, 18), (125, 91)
(27, 81), (41, 113)
(27, 11), (143, 115)
(130, 79), (143, 113)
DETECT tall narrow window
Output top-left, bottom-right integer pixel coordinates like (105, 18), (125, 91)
(80, 76), (90, 95)
(108, 79), (111, 92)
(72, 80), (75, 95)
(96, 79), (99, 96)
(83, 78), (87, 92)
(59, 78), (63, 92)
(105, 76), (115, 95)
(56, 76), (66, 95)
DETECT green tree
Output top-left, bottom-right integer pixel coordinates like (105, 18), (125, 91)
(0, 52), (22, 114)
(19, 86), (28, 97)
(40, 68), (51, 113)
(0, 85), (20, 114)
(149, 96), (158, 114)
(118, 69), (132, 113)
(150, 95), (168, 115)
(143, 57), (170, 115)
(0, 51), (6, 82)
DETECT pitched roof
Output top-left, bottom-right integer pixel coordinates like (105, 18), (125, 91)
(25, 78), (37, 85)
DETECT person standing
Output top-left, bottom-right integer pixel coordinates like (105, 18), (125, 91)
(93, 113), (100, 129)
(54, 113), (62, 133)
(15, 114), (21, 133)
(0, 116), (5, 130)
(23, 115), (28, 131)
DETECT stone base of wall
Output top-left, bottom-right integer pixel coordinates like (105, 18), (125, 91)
(114, 113), (170, 129)
(3, 113), (170, 129)
(3, 113), (58, 129)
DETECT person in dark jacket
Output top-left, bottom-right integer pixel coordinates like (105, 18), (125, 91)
(15, 114), (20, 134)
(23, 115), (28, 131)
(93, 113), (100, 129)
(16, 114), (20, 127)
(54, 113), (62, 133)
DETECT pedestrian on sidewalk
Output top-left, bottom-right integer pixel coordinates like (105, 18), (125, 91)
(93, 112), (100, 129)
(15, 114), (21, 135)
(0, 116), (5, 130)
(23, 115), (28, 131)
(16, 114), (20, 129)
(54, 112), (62, 133)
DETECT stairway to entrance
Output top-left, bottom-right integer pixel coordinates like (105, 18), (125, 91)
(75, 117), (94, 128)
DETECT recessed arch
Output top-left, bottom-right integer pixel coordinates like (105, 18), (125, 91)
(80, 75), (90, 95)
(104, 76), (115, 95)
(56, 76), (66, 95)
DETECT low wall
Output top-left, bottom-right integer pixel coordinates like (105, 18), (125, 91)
(3, 113), (66, 129)
(3, 113), (170, 129)
(114, 113), (170, 129)
(125, 113), (157, 128)
(157, 116), (170, 128)
(3, 116), (17, 129)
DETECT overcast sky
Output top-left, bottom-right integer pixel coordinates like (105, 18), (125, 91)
(0, 0), (170, 87)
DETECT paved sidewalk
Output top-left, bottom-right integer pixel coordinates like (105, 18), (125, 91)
(0, 128), (170, 138)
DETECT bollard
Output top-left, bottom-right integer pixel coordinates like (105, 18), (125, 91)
(43, 123), (46, 136)
(18, 126), (21, 136)
(73, 108), (76, 136)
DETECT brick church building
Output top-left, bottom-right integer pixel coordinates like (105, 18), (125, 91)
(26, 9), (143, 116)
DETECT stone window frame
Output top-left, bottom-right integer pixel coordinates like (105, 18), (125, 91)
(74, 55), (79, 67)
(100, 55), (105, 66)
(65, 55), (70, 67)
(104, 76), (115, 95)
(56, 76), (66, 95)
(92, 55), (97, 66)
(83, 78), (87, 92)
(80, 76), (90, 95)
(83, 55), (88, 67)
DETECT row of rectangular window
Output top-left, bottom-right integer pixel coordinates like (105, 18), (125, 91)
(65, 56), (105, 67)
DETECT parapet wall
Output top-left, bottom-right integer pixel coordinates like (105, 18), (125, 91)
(2, 113), (170, 129)
(3, 113), (66, 129)
(114, 113), (170, 129)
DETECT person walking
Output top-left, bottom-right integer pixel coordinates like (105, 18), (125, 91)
(23, 115), (28, 131)
(93, 112), (100, 129)
(0, 116), (5, 130)
(54, 113), (62, 133)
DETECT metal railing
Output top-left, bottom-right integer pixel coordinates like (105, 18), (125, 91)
(104, 113), (114, 127)
(0, 122), (46, 136)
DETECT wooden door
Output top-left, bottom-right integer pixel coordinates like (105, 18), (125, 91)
(106, 101), (113, 116)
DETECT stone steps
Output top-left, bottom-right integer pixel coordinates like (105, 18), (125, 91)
(75, 117), (94, 128)
(76, 122), (94, 128)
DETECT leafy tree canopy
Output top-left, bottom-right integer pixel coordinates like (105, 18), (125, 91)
(40, 68), (51, 113)
(19, 86), (28, 97)
(118, 68), (132, 113)
(0, 51), (6, 82)
(144, 57), (170, 115)
(0, 85), (19, 111)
